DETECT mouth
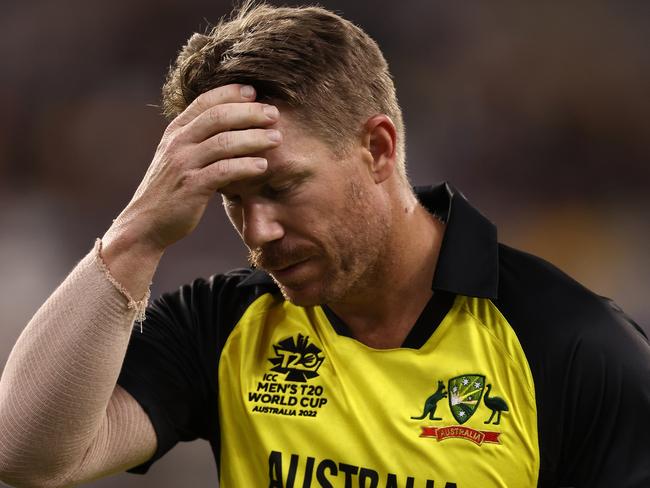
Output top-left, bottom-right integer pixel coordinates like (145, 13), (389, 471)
(267, 258), (311, 281)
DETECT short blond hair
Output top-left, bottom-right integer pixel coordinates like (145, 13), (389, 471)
(162, 1), (407, 180)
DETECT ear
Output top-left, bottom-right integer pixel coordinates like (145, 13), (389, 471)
(361, 114), (397, 184)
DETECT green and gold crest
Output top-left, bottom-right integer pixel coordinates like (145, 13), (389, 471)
(448, 374), (485, 424)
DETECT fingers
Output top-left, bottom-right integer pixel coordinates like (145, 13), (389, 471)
(192, 128), (282, 167)
(170, 84), (257, 129)
(162, 83), (282, 169)
(197, 157), (269, 192)
(180, 102), (279, 143)
(158, 82), (282, 193)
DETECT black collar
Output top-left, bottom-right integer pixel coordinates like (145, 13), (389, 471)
(236, 268), (275, 288)
(238, 182), (499, 299)
(416, 182), (499, 299)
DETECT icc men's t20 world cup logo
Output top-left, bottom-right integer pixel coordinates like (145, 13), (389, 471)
(268, 334), (325, 383)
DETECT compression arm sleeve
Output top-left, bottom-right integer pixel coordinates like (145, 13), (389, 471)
(0, 241), (156, 488)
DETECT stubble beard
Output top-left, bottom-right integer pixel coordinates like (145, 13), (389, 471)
(249, 182), (392, 307)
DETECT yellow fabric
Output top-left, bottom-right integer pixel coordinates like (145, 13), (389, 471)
(219, 293), (539, 487)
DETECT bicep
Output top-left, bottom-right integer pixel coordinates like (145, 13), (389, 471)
(64, 385), (157, 486)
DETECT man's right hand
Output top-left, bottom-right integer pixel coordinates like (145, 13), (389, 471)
(113, 83), (279, 252)
(101, 84), (280, 297)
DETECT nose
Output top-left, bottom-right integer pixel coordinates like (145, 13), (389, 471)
(241, 201), (285, 249)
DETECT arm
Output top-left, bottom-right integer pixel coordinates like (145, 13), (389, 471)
(0, 83), (281, 487)
(0, 244), (157, 488)
(559, 301), (650, 487)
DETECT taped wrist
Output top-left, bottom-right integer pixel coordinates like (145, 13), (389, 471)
(94, 238), (151, 331)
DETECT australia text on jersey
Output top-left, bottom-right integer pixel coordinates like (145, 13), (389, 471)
(268, 451), (458, 488)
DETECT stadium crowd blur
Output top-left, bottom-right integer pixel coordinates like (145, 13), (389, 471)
(1, 1), (648, 487)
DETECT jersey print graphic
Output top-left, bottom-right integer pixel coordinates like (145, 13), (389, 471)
(269, 334), (325, 382)
(410, 380), (447, 421)
(412, 374), (507, 446)
(449, 374), (485, 424)
(482, 383), (509, 425)
(248, 333), (329, 418)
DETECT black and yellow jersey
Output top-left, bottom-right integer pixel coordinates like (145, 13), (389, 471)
(117, 183), (650, 487)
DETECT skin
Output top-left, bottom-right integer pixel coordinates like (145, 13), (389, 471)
(219, 108), (392, 307)
(102, 83), (446, 348)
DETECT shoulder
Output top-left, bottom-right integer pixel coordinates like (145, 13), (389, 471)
(496, 243), (646, 344)
(150, 268), (279, 328)
(494, 242), (648, 391)
(494, 244), (650, 486)
(139, 267), (280, 357)
(157, 267), (275, 301)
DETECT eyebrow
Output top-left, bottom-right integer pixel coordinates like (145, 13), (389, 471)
(220, 159), (314, 194)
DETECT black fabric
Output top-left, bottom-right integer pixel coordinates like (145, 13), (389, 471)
(494, 245), (650, 487)
(401, 290), (457, 349)
(415, 183), (499, 298)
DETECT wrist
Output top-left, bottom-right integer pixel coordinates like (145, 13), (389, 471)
(100, 218), (165, 301)
(102, 208), (167, 262)
(94, 239), (151, 327)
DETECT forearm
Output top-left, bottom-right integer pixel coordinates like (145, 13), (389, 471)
(0, 240), (156, 484)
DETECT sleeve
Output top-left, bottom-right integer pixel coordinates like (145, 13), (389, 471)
(496, 246), (650, 487)
(557, 299), (650, 488)
(116, 272), (266, 474)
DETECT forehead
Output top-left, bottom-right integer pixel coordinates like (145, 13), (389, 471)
(269, 107), (333, 157)
(220, 109), (339, 192)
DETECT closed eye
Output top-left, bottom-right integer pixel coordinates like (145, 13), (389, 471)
(262, 181), (297, 199)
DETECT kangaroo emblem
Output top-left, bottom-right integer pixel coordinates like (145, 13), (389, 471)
(411, 380), (447, 421)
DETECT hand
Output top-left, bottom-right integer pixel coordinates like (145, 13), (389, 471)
(107, 84), (281, 253)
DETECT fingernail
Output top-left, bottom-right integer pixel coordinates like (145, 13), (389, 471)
(267, 130), (282, 142)
(241, 85), (255, 99)
(263, 105), (279, 119)
(255, 158), (268, 170)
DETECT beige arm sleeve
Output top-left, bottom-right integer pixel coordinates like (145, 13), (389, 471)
(0, 241), (157, 488)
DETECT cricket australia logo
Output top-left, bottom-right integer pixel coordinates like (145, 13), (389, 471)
(268, 334), (325, 382)
(410, 373), (509, 446)
(448, 374), (485, 424)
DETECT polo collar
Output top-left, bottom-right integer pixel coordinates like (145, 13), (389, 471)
(415, 182), (499, 299)
(237, 267), (275, 288)
(238, 182), (499, 299)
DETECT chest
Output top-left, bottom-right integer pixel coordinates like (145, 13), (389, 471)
(217, 295), (539, 488)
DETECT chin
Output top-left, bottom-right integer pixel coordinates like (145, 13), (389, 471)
(271, 258), (350, 306)
(278, 283), (325, 307)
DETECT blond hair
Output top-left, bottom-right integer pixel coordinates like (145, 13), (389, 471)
(162, 2), (407, 180)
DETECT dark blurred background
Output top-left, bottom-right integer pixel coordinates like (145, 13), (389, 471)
(1, 1), (648, 486)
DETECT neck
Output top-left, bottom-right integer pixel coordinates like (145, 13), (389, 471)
(327, 185), (445, 349)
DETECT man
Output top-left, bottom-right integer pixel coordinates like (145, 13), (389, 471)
(0, 3), (648, 488)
